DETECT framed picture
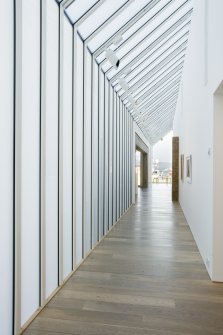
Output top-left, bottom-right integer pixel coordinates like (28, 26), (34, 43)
(186, 155), (192, 183)
(180, 154), (184, 181)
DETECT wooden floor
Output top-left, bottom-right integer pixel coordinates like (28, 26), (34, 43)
(24, 185), (223, 335)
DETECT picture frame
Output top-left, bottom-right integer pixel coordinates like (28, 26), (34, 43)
(186, 155), (192, 183)
(180, 154), (184, 181)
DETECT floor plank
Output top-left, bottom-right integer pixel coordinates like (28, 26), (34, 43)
(23, 185), (223, 335)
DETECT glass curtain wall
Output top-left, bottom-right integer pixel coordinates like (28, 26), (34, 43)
(0, 1), (134, 333)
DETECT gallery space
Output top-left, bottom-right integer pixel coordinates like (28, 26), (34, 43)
(1, 0), (223, 334)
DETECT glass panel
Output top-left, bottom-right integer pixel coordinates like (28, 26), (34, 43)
(112, 91), (117, 222)
(115, 0), (189, 59)
(45, 0), (59, 298)
(62, 17), (73, 280)
(116, 97), (120, 217)
(141, 88), (179, 114)
(108, 17), (191, 80)
(117, 0), (170, 46)
(127, 67), (182, 107)
(108, 85), (113, 229)
(104, 78), (109, 234)
(0, 0), (14, 333)
(114, 39), (186, 92)
(21, 0), (40, 325)
(97, 0), (171, 63)
(88, 0), (149, 52)
(84, 50), (92, 255)
(98, 70), (105, 239)
(136, 77), (181, 109)
(144, 97), (178, 122)
(78, 0), (129, 40)
(127, 46), (186, 88)
(65, 0), (98, 24)
(74, 34), (84, 264)
(120, 31), (188, 84)
(133, 72), (181, 101)
(91, 60), (99, 245)
(131, 24), (189, 70)
(119, 101), (123, 214)
(126, 57), (184, 98)
(102, 0), (192, 74)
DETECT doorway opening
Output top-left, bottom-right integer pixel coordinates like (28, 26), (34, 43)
(135, 150), (141, 187)
(135, 146), (148, 189)
(152, 131), (173, 184)
(213, 81), (223, 281)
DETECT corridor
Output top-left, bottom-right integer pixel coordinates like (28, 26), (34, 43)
(24, 185), (223, 335)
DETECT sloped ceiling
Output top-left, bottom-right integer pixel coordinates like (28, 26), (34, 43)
(59, 0), (193, 144)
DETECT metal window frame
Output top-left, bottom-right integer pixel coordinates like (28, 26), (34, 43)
(102, 1), (192, 74)
(109, 16), (192, 84)
(112, 31), (189, 90)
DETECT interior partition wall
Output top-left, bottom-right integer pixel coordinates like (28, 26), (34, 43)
(0, 1), (135, 334)
(0, 1), (14, 334)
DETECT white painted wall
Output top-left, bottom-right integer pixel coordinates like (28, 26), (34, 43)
(153, 131), (172, 164)
(0, 1), (14, 333)
(173, 0), (223, 281)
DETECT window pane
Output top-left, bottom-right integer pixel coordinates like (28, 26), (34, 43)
(102, 0), (191, 74)
(65, 0), (98, 24)
(88, 0), (149, 52)
(78, 0), (129, 40)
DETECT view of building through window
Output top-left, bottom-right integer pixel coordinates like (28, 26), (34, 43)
(152, 131), (172, 183)
(135, 150), (141, 186)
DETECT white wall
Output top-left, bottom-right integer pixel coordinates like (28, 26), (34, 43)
(0, 0), (14, 333)
(173, 0), (223, 281)
(152, 131), (173, 164)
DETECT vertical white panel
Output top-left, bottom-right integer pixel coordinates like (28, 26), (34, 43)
(0, 0), (14, 333)
(21, 0), (40, 325)
(123, 107), (126, 211)
(126, 110), (128, 209)
(104, 79), (109, 234)
(120, 101), (123, 216)
(83, 49), (92, 255)
(44, 0), (59, 297)
(62, 18), (73, 279)
(116, 95), (120, 219)
(125, 108), (127, 211)
(113, 92), (117, 223)
(74, 33), (83, 264)
(108, 86), (113, 229)
(127, 114), (130, 207)
(98, 70), (104, 239)
(92, 61), (99, 245)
